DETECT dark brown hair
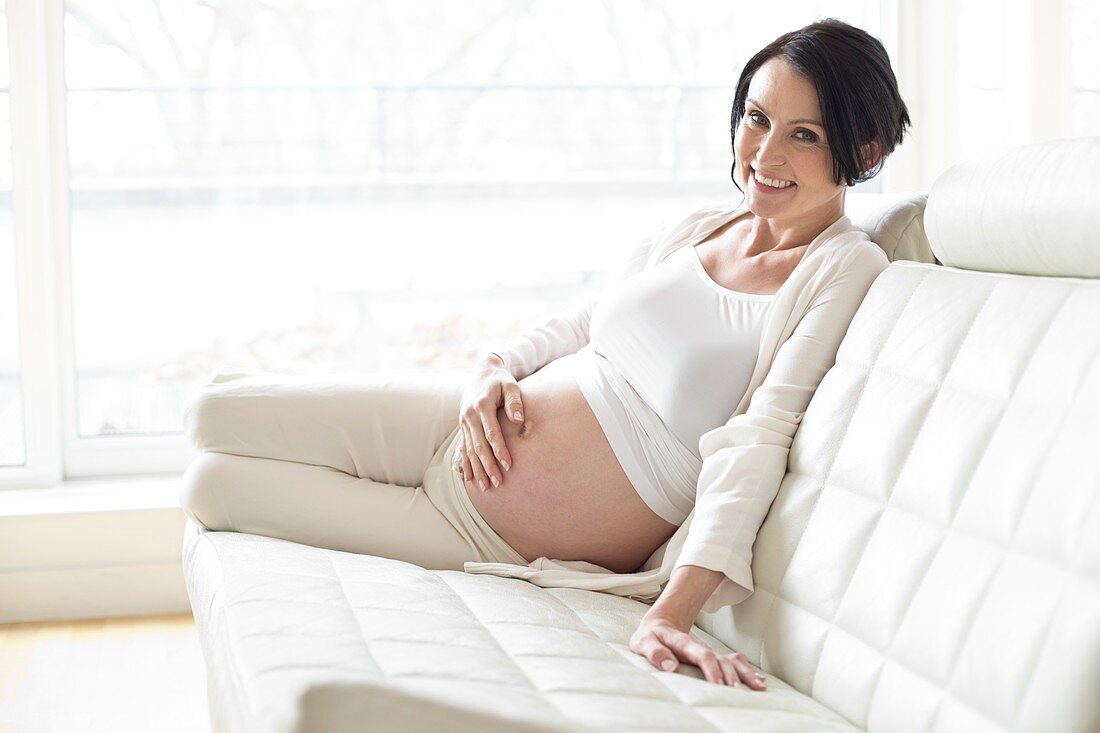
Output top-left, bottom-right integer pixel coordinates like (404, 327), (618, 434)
(731, 18), (911, 188)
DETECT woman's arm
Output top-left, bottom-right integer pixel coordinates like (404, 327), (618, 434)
(486, 288), (602, 382)
(672, 241), (889, 613)
(486, 222), (670, 381)
(629, 565), (765, 688)
(629, 240), (889, 686)
(649, 565), (725, 628)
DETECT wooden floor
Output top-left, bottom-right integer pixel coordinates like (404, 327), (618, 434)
(0, 613), (209, 733)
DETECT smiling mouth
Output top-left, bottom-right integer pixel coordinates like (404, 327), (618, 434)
(751, 166), (796, 190)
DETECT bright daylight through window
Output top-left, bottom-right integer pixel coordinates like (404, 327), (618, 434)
(58, 1), (881, 445)
(0, 4), (21, 468)
(0, 0), (1096, 480)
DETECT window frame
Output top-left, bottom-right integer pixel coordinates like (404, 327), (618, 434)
(884, 0), (1074, 191)
(5, 0), (197, 489)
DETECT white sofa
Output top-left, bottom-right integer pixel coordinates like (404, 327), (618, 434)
(181, 137), (1100, 733)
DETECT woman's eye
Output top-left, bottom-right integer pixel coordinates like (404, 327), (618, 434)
(795, 130), (818, 142)
(748, 111), (767, 126)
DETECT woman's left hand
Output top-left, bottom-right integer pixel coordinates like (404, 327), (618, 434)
(629, 613), (767, 690)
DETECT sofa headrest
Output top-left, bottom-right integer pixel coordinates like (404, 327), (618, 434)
(925, 137), (1100, 277)
(845, 192), (935, 264)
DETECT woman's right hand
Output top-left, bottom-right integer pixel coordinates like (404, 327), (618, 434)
(455, 354), (525, 492)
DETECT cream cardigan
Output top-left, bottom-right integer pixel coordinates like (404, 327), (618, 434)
(467, 199), (890, 613)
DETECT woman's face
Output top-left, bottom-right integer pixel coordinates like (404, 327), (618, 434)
(733, 56), (845, 223)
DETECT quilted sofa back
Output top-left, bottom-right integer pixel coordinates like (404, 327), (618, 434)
(695, 138), (1100, 733)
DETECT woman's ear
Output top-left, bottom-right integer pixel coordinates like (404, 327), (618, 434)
(861, 141), (883, 174)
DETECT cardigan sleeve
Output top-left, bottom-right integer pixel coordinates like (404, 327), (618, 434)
(673, 241), (890, 613)
(487, 222), (671, 381)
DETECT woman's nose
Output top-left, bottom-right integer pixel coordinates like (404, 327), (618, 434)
(756, 129), (787, 166)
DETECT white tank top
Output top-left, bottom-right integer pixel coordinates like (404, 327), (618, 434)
(573, 243), (775, 525)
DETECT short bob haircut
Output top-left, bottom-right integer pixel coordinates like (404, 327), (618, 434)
(730, 18), (911, 188)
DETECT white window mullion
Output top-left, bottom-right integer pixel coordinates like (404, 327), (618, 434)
(1029, 0), (1071, 142)
(886, 0), (964, 191)
(9, 0), (196, 485)
(4, 0), (64, 489)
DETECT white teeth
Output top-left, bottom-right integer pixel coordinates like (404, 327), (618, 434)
(753, 168), (794, 189)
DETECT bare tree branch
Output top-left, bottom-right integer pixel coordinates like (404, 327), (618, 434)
(152, 0), (190, 73)
(65, 3), (160, 80)
(425, 3), (525, 81)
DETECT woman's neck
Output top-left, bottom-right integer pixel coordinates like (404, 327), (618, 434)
(740, 193), (845, 258)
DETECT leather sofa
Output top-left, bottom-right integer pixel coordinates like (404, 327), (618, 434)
(181, 137), (1100, 733)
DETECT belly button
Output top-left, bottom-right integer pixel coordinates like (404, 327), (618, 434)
(517, 421), (530, 438)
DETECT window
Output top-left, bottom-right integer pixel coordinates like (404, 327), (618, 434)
(11, 2), (1100, 487)
(0, 0), (21, 468)
(1071, 0), (1100, 135)
(38, 1), (885, 483)
(894, 0), (1099, 189)
(5, 1), (916, 487)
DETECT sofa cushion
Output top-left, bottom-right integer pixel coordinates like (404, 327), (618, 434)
(694, 261), (1100, 733)
(183, 522), (863, 733)
(844, 192), (934, 265)
(924, 137), (1100, 277)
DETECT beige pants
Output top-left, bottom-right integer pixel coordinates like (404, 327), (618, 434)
(178, 366), (529, 571)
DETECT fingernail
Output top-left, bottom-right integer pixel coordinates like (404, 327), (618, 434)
(479, 479), (487, 492)
(501, 459), (510, 472)
(490, 475), (500, 488)
(513, 410), (522, 421)
(733, 681), (741, 688)
(661, 660), (675, 671)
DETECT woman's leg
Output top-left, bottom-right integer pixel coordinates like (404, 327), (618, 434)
(180, 365), (461, 486)
(178, 365), (503, 570)
(179, 363), (495, 563)
(180, 450), (479, 571)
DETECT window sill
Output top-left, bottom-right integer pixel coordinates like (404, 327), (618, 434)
(0, 475), (181, 517)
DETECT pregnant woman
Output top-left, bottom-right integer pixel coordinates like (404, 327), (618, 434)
(181, 18), (909, 690)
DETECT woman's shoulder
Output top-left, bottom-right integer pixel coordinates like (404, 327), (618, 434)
(676, 200), (748, 230)
(618, 201), (739, 280)
(650, 200), (740, 240)
(815, 215), (891, 269)
(642, 200), (746, 263)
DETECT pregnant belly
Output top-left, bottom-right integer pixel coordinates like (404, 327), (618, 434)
(463, 352), (680, 574)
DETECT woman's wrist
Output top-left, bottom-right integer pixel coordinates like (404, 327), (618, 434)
(645, 564), (725, 631)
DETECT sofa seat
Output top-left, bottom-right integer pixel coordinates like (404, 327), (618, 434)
(183, 521), (861, 733)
